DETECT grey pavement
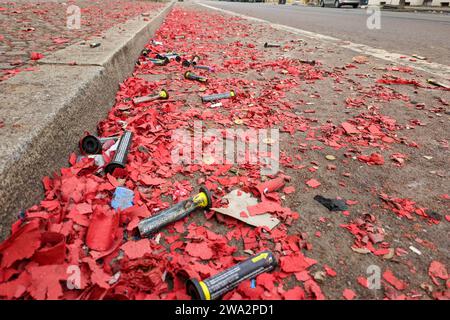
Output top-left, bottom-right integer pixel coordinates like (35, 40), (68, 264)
(200, 1), (450, 66)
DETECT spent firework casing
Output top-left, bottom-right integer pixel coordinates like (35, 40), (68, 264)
(264, 42), (281, 48)
(184, 71), (207, 82)
(138, 187), (212, 237)
(104, 131), (133, 174)
(191, 55), (200, 65)
(194, 65), (214, 72)
(132, 89), (169, 104)
(187, 251), (277, 300)
(201, 90), (235, 103)
(80, 135), (119, 155)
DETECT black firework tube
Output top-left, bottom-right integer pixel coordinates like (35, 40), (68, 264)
(201, 90), (235, 103)
(104, 131), (133, 174)
(184, 71), (207, 83)
(80, 135), (119, 155)
(156, 53), (181, 62)
(187, 251), (277, 300)
(132, 89), (169, 105)
(182, 59), (191, 67)
(138, 187), (212, 237)
(264, 42), (281, 48)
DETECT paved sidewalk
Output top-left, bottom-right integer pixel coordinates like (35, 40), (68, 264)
(0, 0), (165, 81)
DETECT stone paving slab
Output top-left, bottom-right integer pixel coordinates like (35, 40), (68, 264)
(0, 0), (175, 240)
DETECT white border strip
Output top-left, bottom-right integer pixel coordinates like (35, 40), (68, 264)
(196, 1), (450, 80)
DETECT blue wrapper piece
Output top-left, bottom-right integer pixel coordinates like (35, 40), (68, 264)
(111, 187), (134, 210)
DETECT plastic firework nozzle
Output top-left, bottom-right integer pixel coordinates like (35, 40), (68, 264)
(201, 90), (235, 103)
(132, 89), (169, 105)
(264, 42), (281, 48)
(194, 65), (214, 72)
(138, 187), (212, 237)
(184, 71), (207, 83)
(187, 250), (277, 300)
(80, 135), (119, 155)
(104, 131), (133, 175)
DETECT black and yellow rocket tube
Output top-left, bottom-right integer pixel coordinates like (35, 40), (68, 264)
(104, 131), (133, 175)
(187, 250), (277, 300)
(80, 135), (118, 155)
(201, 90), (235, 103)
(184, 71), (207, 83)
(132, 89), (169, 105)
(138, 187), (212, 237)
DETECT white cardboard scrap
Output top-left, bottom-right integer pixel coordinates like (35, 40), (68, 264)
(212, 189), (280, 230)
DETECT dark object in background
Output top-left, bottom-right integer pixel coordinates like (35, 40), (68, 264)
(314, 195), (348, 211)
(425, 209), (442, 221)
(138, 187), (212, 237)
(104, 131), (133, 175)
(278, 0), (287, 4)
(299, 59), (316, 66)
(187, 250), (277, 300)
(264, 42), (281, 48)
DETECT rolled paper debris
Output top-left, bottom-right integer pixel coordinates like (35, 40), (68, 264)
(201, 90), (235, 103)
(138, 187), (212, 237)
(184, 71), (208, 83)
(264, 42), (281, 48)
(80, 135), (119, 155)
(104, 131), (133, 175)
(186, 250), (277, 300)
(132, 89), (169, 105)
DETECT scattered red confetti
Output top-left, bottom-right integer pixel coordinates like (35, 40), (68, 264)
(305, 179), (321, 188)
(343, 288), (356, 300)
(383, 270), (407, 291)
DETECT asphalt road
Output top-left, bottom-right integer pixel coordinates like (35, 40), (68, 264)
(200, 1), (450, 65)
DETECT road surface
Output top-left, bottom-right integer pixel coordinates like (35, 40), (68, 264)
(200, 1), (450, 65)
